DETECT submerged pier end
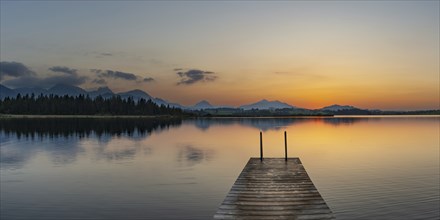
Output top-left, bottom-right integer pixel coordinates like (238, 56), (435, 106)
(214, 158), (334, 219)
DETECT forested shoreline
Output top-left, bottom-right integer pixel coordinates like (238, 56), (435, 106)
(0, 94), (183, 115)
(0, 94), (438, 117)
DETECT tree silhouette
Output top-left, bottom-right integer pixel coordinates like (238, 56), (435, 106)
(0, 94), (183, 115)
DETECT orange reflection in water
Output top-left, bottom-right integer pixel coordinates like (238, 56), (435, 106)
(1, 116), (438, 219)
(134, 117), (439, 181)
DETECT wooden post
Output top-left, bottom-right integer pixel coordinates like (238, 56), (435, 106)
(260, 131), (263, 161)
(284, 131), (287, 161)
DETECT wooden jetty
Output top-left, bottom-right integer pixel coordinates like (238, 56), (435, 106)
(213, 158), (334, 219)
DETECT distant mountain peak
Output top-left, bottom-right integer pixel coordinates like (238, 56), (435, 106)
(117, 89), (152, 100)
(320, 104), (356, 111)
(330, 104), (354, 108)
(240, 99), (295, 110)
(96, 86), (112, 92)
(0, 84), (12, 91)
(88, 86), (114, 98)
(195, 100), (211, 105)
(191, 100), (214, 110)
(119, 89), (150, 95)
(47, 84), (87, 96)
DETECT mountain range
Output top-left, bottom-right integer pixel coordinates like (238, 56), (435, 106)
(0, 84), (363, 111)
(240, 99), (295, 110)
(320, 104), (356, 111)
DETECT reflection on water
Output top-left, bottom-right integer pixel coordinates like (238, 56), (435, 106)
(190, 117), (371, 131)
(1, 117), (439, 219)
(177, 145), (214, 167)
(0, 117), (365, 169)
(0, 118), (181, 170)
(0, 117), (182, 139)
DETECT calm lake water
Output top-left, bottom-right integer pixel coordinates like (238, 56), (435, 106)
(1, 116), (439, 219)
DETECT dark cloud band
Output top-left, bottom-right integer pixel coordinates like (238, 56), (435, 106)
(91, 69), (155, 84)
(1, 62), (86, 88)
(92, 78), (107, 85)
(92, 69), (138, 81)
(176, 69), (217, 85)
(0, 61), (154, 88)
(1, 75), (88, 88)
(0, 61), (36, 80)
(143, 77), (154, 82)
(49, 66), (78, 75)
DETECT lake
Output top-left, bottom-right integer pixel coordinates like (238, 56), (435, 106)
(1, 116), (439, 219)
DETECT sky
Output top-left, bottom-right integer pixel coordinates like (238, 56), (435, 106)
(0, 1), (439, 110)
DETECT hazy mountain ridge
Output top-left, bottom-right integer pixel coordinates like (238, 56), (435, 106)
(0, 84), (16, 98)
(0, 84), (191, 109)
(190, 100), (214, 110)
(88, 86), (114, 98)
(319, 104), (356, 112)
(117, 89), (152, 101)
(1, 84), (437, 114)
(0, 84), (305, 110)
(0, 84), (159, 104)
(239, 99), (295, 110)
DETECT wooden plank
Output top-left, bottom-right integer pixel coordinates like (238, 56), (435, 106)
(213, 213), (335, 220)
(214, 158), (334, 219)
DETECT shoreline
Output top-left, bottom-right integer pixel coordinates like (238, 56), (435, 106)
(0, 114), (184, 119)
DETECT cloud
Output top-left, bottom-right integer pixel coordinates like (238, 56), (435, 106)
(92, 78), (107, 85)
(0, 61), (36, 80)
(91, 69), (154, 83)
(0, 61), (154, 88)
(49, 66), (77, 75)
(177, 145), (214, 167)
(2, 75), (88, 88)
(100, 53), (113, 56)
(176, 69), (217, 85)
(0, 61), (87, 88)
(91, 69), (138, 81)
(143, 77), (154, 82)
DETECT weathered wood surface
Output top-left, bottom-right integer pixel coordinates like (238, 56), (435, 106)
(214, 158), (334, 220)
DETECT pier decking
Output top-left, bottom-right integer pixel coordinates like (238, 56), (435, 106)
(214, 158), (334, 220)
